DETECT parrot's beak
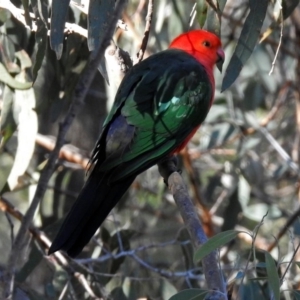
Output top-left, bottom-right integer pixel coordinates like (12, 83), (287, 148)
(216, 48), (225, 73)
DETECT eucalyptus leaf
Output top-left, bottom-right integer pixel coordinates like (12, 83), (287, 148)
(50, 0), (71, 59)
(88, 0), (115, 82)
(196, 0), (207, 28)
(31, 0), (48, 81)
(221, 0), (268, 91)
(194, 230), (240, 262)
(265, 251), (280, 300)
(0, 85), (17, 146)
(7, 80), (37, 190)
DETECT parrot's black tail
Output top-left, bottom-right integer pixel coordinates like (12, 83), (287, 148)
(48, 173), (135, 257)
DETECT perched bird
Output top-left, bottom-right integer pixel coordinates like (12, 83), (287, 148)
(49, 30), (224, 257)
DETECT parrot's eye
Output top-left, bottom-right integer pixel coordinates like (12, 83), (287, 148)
(202, 41), (211, 47)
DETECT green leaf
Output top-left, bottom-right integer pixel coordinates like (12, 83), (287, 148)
(169, 289), (208, 300)
(206, 5), (220, 36)
(194, 230), (240, 263)
(32, 24), (47, 82)
(196, 0), (208, 28)
(0, 63), (32, 89)
(221, 0), (269, 91)
(265, 251), (280, 300)
(50, 0), (71, 59)
(0, 7), (9, 26)
(31, 0), (48, 81)
(0, 85), (17, 146)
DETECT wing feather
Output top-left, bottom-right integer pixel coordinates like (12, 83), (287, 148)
(93, 49), (213, 181)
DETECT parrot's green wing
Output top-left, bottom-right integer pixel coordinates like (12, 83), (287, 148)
(93, 49), (213, 182)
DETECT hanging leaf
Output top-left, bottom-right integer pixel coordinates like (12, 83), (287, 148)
(6, 73), (37, 190)
(196, 0), (208, 28)
(265, 251), (280, 300)
(0, 85), (17, 146)
(194, 230), (240, 263)
(206, 5), (220, 36)
(221, 0), (269, 91)
(88, 0), (115, 52)
(88, 0), (115, 82)
(50, 0), (71, 59)
(31, 0), (48, 81)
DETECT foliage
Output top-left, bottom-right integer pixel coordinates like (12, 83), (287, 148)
(0, 0), (300, 299)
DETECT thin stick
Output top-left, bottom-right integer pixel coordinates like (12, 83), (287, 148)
(269, 10), (283, 75)
(136, 0), (153, 63)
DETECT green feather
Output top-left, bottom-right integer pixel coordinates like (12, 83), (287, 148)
(93, 49), (213, 181)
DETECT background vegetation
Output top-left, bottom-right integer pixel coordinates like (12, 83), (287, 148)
(0, 0), (300, 299)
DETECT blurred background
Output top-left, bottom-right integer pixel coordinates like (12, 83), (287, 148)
(0, 0), (300, 299)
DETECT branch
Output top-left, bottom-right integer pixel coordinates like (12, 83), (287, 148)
(157, 157), (227, 300)
(35, 133), (90, 170)
(135, 0), (153, 64)
(1, 0), (127, 298)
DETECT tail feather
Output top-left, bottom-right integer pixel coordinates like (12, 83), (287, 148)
(49, 173), (135, 257)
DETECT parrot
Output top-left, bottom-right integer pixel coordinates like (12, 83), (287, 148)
(49, 30), (224, 257)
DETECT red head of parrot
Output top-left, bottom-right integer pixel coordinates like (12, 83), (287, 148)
(169, 30), (225, 91)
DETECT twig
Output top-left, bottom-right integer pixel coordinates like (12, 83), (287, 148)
(157, 157), (227, 300)
(1, 1), (127, 298)
(135, 0), (153, 64)
(267, 206), (300, 252)
(269, 10), (283, 75)
(35, 133), (90, 170)
(280, 241), (300, 285)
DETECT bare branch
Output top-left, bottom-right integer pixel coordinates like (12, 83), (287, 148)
(158, 157), (227, 300)
(135, 0), (153, 64)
